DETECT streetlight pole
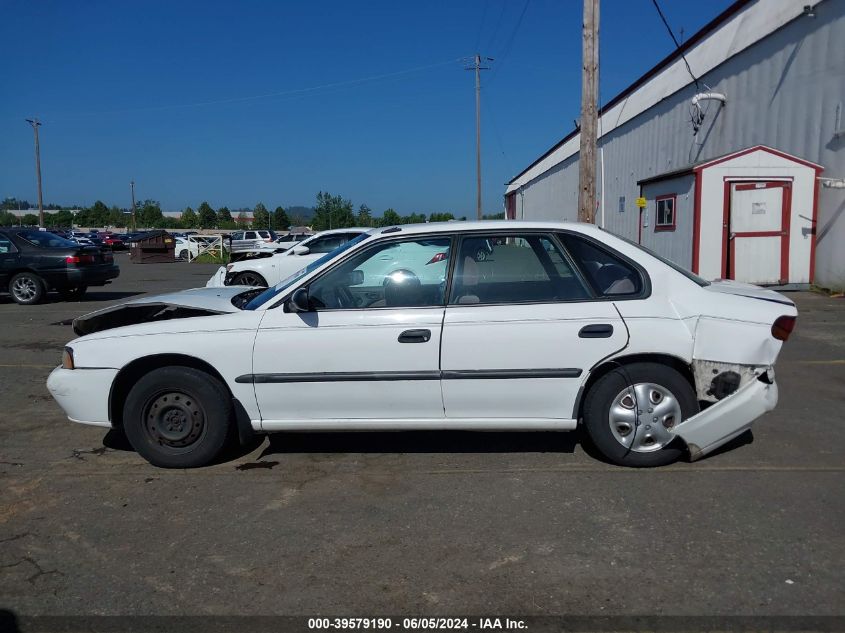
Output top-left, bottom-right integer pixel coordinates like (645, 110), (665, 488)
(130, 180), (137, 230)
(466, 55), (492, 220)
(25, 118), (44, 227)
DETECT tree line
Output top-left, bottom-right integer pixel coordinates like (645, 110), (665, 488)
(2, 193), (504, 231)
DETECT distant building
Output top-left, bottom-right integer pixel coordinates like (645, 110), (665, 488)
(505, 0), (845, 289)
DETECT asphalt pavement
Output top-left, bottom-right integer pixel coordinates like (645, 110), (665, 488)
(1, 253), (843, 619)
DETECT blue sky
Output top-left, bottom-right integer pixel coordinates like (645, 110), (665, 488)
(0, 0), (734, 216)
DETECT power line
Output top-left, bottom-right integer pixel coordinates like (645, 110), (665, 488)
(650, 0), (699, 88)
(488, 0), (530, 83)
(37, 58), (465, 121)
(484, 0), (508, 54)
(474, 0), (490, 54)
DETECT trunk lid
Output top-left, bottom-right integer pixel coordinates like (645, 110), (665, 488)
(703, 280), (794, 307)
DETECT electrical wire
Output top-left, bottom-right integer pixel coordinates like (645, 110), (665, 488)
(650, 0), (700, 90)
(488, 0), (530, 83)
(37, 57), (465, 122)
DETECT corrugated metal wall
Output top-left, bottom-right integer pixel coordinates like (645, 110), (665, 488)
(640, 174), (696, 270)
(515, 0), (845, 288)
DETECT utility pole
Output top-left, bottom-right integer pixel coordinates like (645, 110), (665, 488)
(130, 180), (137, 231)
(577, 0), (599, 224)
(25, 118), (44, 227)
(466, 55), (492, 220)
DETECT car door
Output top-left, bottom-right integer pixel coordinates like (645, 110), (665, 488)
(0, 232), (21, 288)
(440, 232), (630, 421)
(251, 235), (453, 427)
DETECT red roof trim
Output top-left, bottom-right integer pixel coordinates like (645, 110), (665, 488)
(692, 145), (825, 172)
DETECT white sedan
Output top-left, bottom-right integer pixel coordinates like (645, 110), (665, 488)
(206, 228), (368, 288)
(47, 221), (797, 469)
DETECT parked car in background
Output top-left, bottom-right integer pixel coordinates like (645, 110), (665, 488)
(228, 229), (278, 254)
(208, 228), (367, 287)
(101, 234), (126, 250)
(0, 227), (119, 304)
(48, 221), (797, 469)
(274, 231), (311, 250)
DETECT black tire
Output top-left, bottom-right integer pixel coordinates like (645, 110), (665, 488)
(9, 272), (45, 305)
(58, 285), (87, 301)
(582, 362), (698, 467)
(178, 249), (189, 260)
(122, 366), (235, 468)
(233, 271), (268, 287)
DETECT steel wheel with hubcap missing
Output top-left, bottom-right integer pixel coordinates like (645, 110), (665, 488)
(9, 272), (44, 305)
(123, 366), (234, 468)
(582, 362), (697, 467)
(143, 390), (206, 450)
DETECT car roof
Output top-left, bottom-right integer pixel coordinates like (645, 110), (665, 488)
(363, 220), (605, 238)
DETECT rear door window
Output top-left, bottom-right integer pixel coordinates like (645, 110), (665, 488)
(448, 234), (590, 305)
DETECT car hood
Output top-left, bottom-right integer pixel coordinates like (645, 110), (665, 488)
(703, 279), (795, 306)
(72, 286), (255, 336)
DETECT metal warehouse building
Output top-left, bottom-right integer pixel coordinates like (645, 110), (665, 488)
(505, 0), (845, 289)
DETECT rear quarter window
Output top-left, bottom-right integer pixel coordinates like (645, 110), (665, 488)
(558, 233), (646, 298)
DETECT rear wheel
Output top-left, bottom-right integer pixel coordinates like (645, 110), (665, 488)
(122, 367), (234, 468)
(9, 272), (45, 305)
(583, 362), (698, 467)
(178, 249), (189, 260)
(233, 271), (268, 287)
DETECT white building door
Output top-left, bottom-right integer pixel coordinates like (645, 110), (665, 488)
(728, 181), (791, 285)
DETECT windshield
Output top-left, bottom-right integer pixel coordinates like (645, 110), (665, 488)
(244, 232), (370, 310)
(16, 230), (80, 249)
(616, 233), (710, 287)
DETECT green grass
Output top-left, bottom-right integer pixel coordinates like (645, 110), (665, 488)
(191, 252), (229, 264)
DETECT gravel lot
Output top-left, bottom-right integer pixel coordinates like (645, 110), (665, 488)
(1, 253), (843, 618)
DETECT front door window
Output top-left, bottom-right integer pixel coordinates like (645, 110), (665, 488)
(308, 237), (451, 310)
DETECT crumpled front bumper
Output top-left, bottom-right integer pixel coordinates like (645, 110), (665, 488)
(47, 366), (118, 428)
(670, 368), (778, 460)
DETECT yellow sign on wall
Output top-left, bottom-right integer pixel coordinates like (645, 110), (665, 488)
(635, 197), (647, 208)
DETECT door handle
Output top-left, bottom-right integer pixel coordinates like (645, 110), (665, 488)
(398, 329), (431, 343)
(579, 324), (614, 338)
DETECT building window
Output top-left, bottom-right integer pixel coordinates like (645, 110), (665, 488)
(655, 195), (676, 231)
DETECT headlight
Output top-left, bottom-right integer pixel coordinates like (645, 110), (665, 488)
(62, 347), (75, 370)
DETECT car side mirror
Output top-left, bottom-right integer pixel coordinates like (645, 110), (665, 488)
(287, 287), (311, 313)
(292, 245), (310, 256)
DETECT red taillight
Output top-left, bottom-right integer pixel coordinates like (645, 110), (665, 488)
(772, 315), (796, 341)
(66, 255), (95, 265)
(427, 252), (447, 265)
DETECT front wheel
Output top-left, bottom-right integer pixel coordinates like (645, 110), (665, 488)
(122, 367), (234, 468)
(582, 362), (698, 467)
(233, 271), (268, 287)
(178, 249), (189, 260)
